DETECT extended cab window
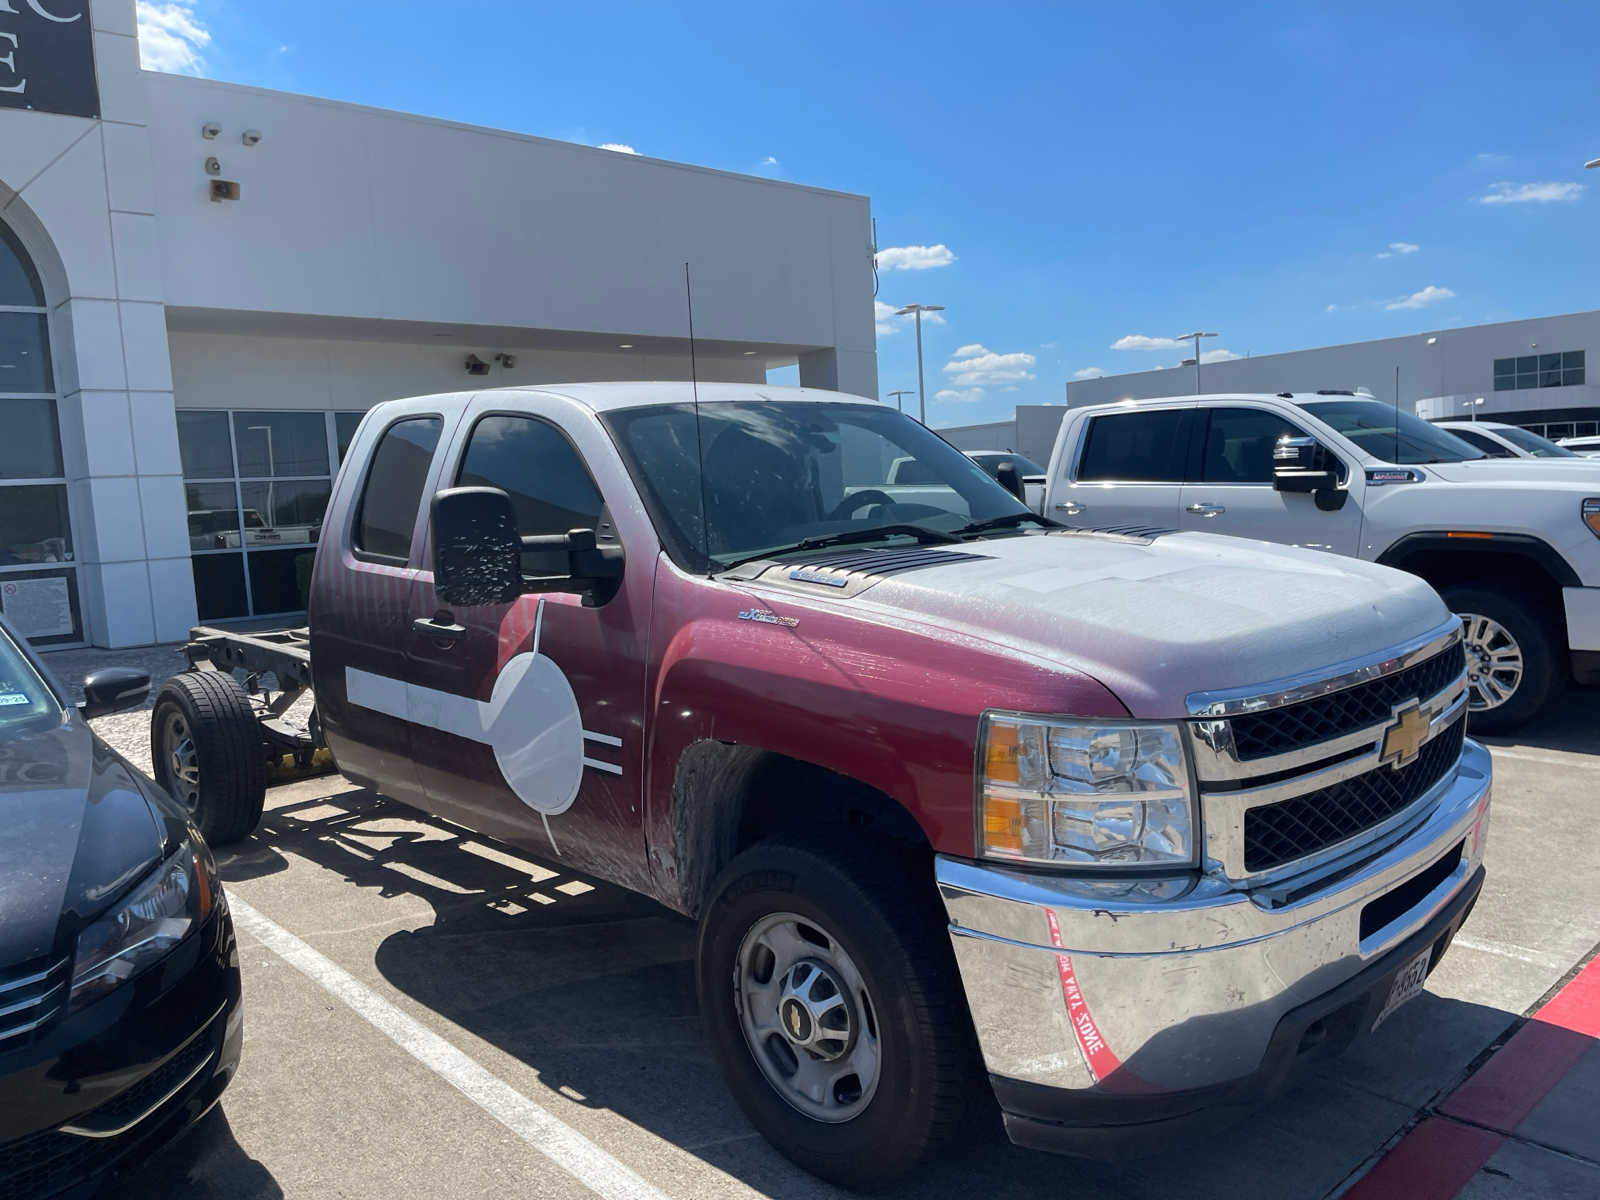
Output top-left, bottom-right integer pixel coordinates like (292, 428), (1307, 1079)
(455, 415), (607, 573)
(354, 416), (443, 561)
(1200, 407), (1309, 482)
(1078, 410), (1188, 482)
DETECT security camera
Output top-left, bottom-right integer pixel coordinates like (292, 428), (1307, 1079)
(464, 354), (491, 376)
(241, 129), (262, 147)
(494, 353), (517, 369)
(202, 122), (221, 140)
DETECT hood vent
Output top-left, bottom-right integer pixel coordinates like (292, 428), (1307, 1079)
(764, 546), (992, 593)
(1053, 524), (1174, 542)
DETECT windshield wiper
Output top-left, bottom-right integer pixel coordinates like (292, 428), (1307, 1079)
(722, 524), (961, 571)
(957, 511), (1058, 536)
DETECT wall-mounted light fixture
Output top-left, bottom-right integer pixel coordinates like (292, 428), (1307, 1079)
(464, 354), (491, 376)
(241, 129), (263, 147)
(201, 122), (221, 139)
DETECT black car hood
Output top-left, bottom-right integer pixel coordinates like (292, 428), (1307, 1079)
(0, 718), (171, 967)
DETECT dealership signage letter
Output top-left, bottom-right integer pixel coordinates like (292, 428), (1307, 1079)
(0, 0), (99, 119)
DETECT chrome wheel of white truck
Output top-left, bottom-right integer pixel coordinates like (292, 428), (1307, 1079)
(1440, 585), (1556, 734)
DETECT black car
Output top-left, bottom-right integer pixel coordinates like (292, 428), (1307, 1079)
(0, 617), (242, 1199)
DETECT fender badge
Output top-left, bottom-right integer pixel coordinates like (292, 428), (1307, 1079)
(738, 608), (799, 628)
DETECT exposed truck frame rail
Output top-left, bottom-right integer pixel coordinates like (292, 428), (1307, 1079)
(180, 624), (321, 761)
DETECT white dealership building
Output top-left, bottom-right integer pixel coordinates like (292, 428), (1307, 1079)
(942, 310), (1600, 466)
(0, 0), (876, 647)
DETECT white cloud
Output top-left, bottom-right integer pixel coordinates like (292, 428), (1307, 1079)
(1111, 334), (1185, 351)
(943, 345), (1037, 388)
(935, 388), (985, 404)
(1385, 285), (1456, 311)
(877, 244), (956, 271)
(1072, 366), (1106, 379)
(874, 301), (900, 336)
(598, 143), (639, 155)
(1325, 303), (1341, 313)
(761, 155), (779, 166)
(137, 2), (211, 75)
(1376, 241), (1420, 259)
(1478, 181), (1583, 205)
(1200, 349), (1240, 364)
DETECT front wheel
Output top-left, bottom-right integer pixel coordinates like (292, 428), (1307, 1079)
(1439, 584), (1558, 734)
(151, 670), (267, 844)
(696, 838), (976, 1190)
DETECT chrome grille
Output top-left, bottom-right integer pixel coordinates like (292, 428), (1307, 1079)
(0, 957), (68, 1051)
(1229, 643), (1466, 761)
(1188, 620), (1470, 881)
(1243, 715), (1467, 871)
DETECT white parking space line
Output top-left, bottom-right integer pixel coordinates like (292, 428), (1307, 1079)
(1452, 934), (1576, 973)
(1487, 746), (1600, 771)
(229, 896), (672, 1200)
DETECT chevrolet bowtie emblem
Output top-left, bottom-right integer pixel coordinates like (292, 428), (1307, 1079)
(1380, 702), (1430, 770)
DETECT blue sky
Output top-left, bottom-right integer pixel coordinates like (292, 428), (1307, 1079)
(137, 1), (1600, 425)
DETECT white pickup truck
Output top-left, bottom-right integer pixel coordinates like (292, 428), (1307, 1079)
(1037, 392), (1600, 731)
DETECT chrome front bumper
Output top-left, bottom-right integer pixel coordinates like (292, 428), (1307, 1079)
(937, 738), (1491, 1149)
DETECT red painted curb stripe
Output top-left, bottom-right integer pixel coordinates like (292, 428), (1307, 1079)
(1533, 955), (1600, 1038)
(1341, 1118), (1503, 1200)
(1439, 1019), (1592, 1131)
(1440, 955), (1600, 1131)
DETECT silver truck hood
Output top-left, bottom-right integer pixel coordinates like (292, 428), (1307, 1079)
(1423, 458), (1600, 485)
(839, 531), (1450, 718)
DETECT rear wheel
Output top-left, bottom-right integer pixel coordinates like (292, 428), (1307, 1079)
(696, 837), (975, 1190)
(1439, 584), (1557, 734)
(151, 671), (267, 844)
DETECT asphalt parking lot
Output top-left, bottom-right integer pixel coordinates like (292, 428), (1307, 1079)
(43, 646), (1600, 1200)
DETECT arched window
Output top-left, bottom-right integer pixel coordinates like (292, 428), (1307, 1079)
(0, 217), (78, 644)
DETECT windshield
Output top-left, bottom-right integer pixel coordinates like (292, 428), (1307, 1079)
(1301, 400), (1486, 464)
(603, 401), (1033, 570)
(0, 623), (62, 736)
(1497, 426), (1580, 458)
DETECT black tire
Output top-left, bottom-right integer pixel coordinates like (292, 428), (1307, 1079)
(150, 671), (267, 844)
(1439, 584), (1558, 735)
(696, 837), (976, 1191)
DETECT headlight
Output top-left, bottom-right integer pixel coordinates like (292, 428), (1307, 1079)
(977, 713), (1196, 868)
(69, 841), (217, 1010)
(1584, 499), (1600, 539)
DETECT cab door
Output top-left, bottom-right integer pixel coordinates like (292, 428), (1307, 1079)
(1177, 404), (1364, 554)
(403, 399), (650, 880)
(1050, 405), (1195, 530)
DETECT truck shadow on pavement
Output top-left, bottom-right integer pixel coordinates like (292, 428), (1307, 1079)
(193, 785), (1545, 1200)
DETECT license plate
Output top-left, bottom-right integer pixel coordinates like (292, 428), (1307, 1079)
(1372, 947), (1431, 1031)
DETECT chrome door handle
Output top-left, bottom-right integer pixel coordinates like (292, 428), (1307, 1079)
(1186, 503), (1226, 517)
(412, 615), (467, 644)
(1054, 501), (1085, 516)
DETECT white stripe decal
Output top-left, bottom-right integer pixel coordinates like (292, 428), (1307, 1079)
(229, 898), (670, 1200)
(582, 730), (623, 747)
(582, 756), (624, 776)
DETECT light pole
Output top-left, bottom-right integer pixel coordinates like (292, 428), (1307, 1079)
(896, 304), (945, 423)
(1463, 396), (1486, 422)
(887, 389), (914, 412)
(1174, 331), (1217, 394)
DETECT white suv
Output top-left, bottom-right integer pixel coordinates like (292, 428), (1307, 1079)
(1042, 392), (1600, 730)
(1435, 421), (1584, 460)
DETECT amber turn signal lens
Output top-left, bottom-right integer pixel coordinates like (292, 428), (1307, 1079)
(984, 723), (1021, 785)
(1584, 499), (1600, 538)
(982, 793), (1024, 854)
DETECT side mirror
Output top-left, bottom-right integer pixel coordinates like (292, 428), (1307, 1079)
(1273, 435), (1341, 494)
(80, 668), (150, 719)
(994, 461), (1027, 503)
(432, 487), (523, 607)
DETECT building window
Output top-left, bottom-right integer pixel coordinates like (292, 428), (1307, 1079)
(0, 219), (79, 645)
(177, 409), (360, 621)
(1494, 350), (1584, 391)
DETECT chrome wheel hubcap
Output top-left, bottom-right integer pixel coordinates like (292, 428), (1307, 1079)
(1459, 612), (1524, 711)
(162, 711), (201, 810)
(734, 913), (880, 1123)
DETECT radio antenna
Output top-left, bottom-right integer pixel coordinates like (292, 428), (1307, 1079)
(685, 262), (712, 576)
(1394, 364), (1401, 463)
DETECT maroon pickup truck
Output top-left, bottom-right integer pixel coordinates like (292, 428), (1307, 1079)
(152, 382), (1491, 1188)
